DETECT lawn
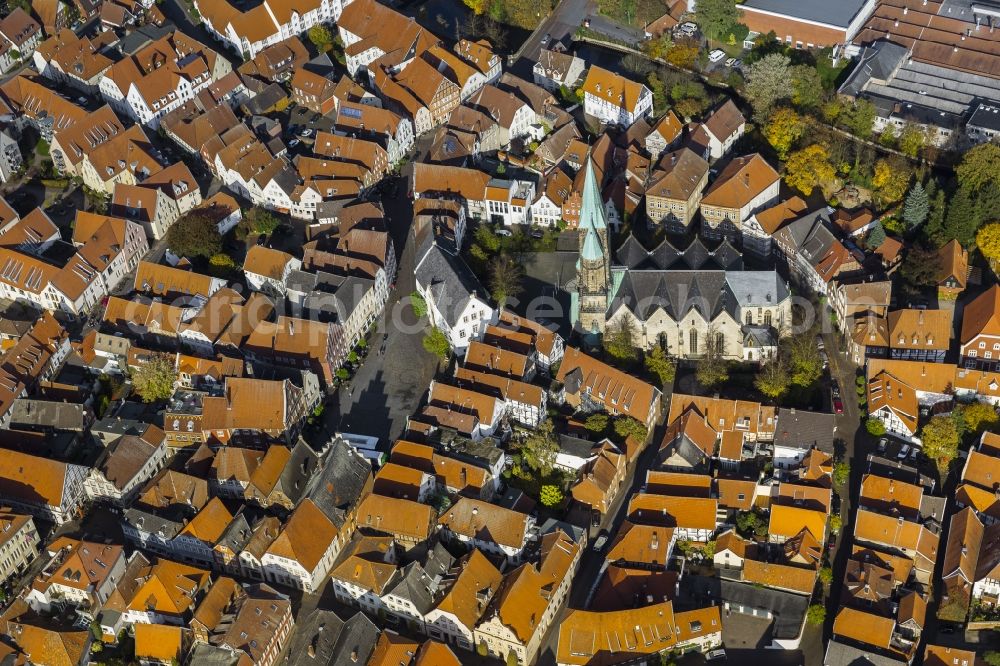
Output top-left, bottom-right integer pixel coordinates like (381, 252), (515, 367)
(598, 0), (668, 27)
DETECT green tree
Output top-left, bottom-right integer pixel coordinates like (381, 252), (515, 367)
(694, 328), (729, 389)
(585, 413), (609, 433)
(833, 460), (850, 486)
(422, 328), (450, 360)
(959, 401), (999, 434)
(410, 292), (428, 318)
(903, 182), (929, 229)
(956, 142), (1000, 192)
(307, 24), (333, 50)
(614, 416), (648, 442)
(841, 99), (877, 138)
(866, 418), (887, 436)
(489, 256), (523, 308)
(897, 124), (926, 158)
(819, 566), (833, 585)
(131, 353), (177, 403)
(539, 484), (564, 507)
(516, 418), (559, 477)
(644, 345), (676, 387)
(945, 186), (981, 248)
(754, 358), (791, 400)
(474, 224), (501, 252)
(984, 652), (1000, 666)
(604, 318), (639, 363)
(784, 144), (835, 196)
(790, 65), (824, 109)
(245, 207), (280, 235)
(165, 210), (223, 258)
(763, 107), (805, 160)
(788, 333), (823, 387)
(830, 514), (842, 533)
(898, 245), (941, 291)
(807, 604), (826, 625)
(867, 221), (887, 249)
(745, 53), (791, 116)
(695, 0), (741, 40)
(925, 187), (947, 242)
(736, 510), (765, 537)
(921, 414), (960, 476)
(506, 650), (519, 666)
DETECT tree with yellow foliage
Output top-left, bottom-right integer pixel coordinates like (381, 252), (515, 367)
(462, 0), (488, 14)
(784, 144), (835, 196)
(763, 107), (805, 160)
(977, 222), (1000, 266)
(872, 158), (911, 206)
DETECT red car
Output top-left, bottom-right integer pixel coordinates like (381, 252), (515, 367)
(834, 398), (844, 414)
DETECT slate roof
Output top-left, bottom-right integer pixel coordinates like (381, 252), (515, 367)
(608, 270), (785, 321)
(414, 234), (489, 328)
(614, 235), (743, 271)
(307, 437), (371, 529)
(774, 409), (836, 452)
(681, 575), (807, 639)
(824, 640), (907, 666)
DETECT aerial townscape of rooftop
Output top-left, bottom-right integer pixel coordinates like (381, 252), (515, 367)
(0, 0), (998, 663)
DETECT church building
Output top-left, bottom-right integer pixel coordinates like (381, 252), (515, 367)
(571, 157), (793, 362)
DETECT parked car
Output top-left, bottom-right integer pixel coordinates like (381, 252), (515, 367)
(541, 33), (550, 45)
(816, 334), (825, 350)
(897, 444), (910, 460)
(820, 349), (830, 368)
(827, 533), (837, 551)
(709, 49), (726, 63)
(706, 649), (727, 661)
(300, 128), (314, 137)
(592, 530), (609, 552)
(495, 228), (512, 237)
(878, 438), (888, 454)
(531, 230), (544, 239)
(288, 138), (300, 148)
(833, 397), (843, 414)
(725, 57), (737, 67)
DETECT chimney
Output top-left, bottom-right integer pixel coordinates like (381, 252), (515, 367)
(743, 173), (750, 188)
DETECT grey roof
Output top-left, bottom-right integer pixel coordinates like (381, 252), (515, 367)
(539, 517), (587, 545)
(243, 83), (288, 115)
(824, 640), (907, 666)
(123, 507), (183, 540)
(305, 276), (375, 324)
(9, 400), (88, 430)
(383, 561), (438, 613)
(969, 103), (1000, 132)
(286, 610), (345, 666)
(277, 438), (322, 509)
(725, 272), (789, 309)
(611, 270), (785, 322)
(423, 542), (456, 579)
(307, 437), (372, 529)
(840, 41), (908, 97)
(284, 269), (317, 294)
(558, 434), (597, 459)
(327, 612), (380, 666)
(681, 575), (807, 639)
(117, 22), (174, 54)
(773, 409), (836, 452)
(216, 512), (253, 552)
(741, 0), (870, 28)
(92, 417), (149, 441)
(840, 39), (1000, 126)
(614, 235), (743, 271)
(866, 454), (935, 493)
(414, 238), (489, 328)
(742, 325), (777, 348)
(187, 644), (241, 666)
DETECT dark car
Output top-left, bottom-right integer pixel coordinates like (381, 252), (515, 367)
(827, 534), (837, 551)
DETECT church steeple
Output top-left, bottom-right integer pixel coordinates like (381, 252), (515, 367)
(577, 155), (610, 334)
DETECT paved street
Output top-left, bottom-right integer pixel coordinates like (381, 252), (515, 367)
(510, 0), (592, 78)
(322, 138), (441, 446)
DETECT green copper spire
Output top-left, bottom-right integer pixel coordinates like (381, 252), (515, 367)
(581, 225), (604, 262)
(580, 157), (607, 232)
